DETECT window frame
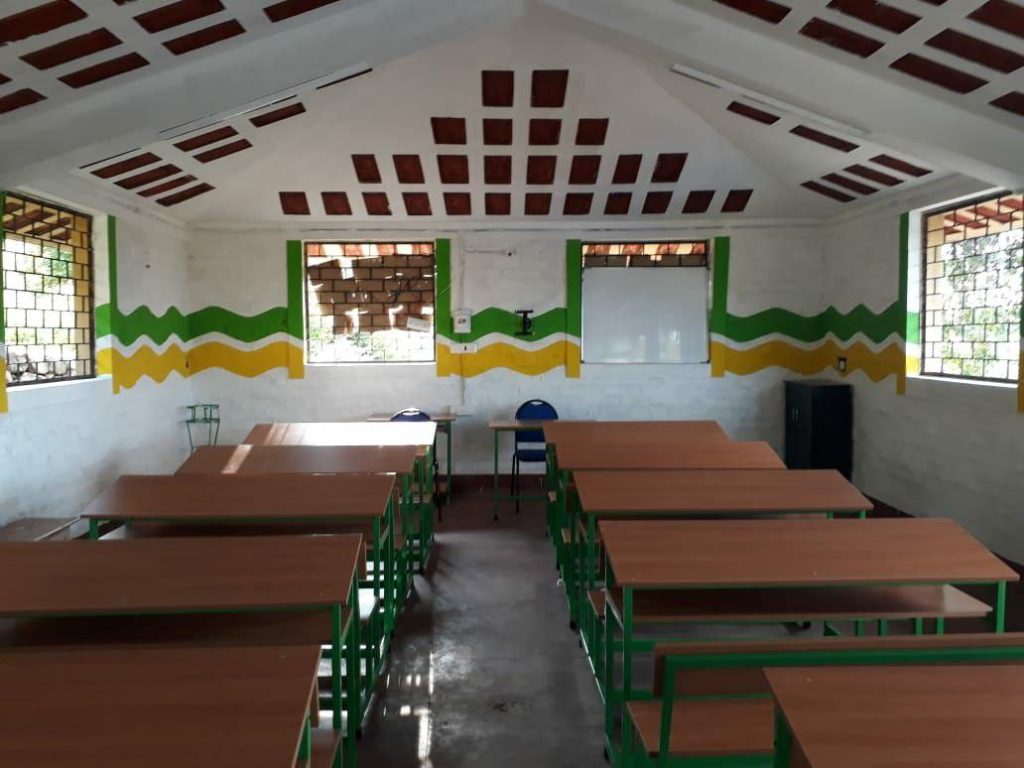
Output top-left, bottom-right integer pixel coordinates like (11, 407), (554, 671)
(302, 240), (437, 366)
(2, 192), (97, 388)
(918, 191), (1022, 386)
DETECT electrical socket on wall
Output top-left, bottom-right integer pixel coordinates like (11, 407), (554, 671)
(455, 342), (478, 354)
(837, 356), (847, 373)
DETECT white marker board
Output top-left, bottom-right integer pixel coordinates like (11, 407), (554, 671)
(581, 267), (709, 363)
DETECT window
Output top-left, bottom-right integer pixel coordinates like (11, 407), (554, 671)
(305, 241), (435, 363)
(2, 194), (95, 385)
(581, 241), (709, 364)
(921, 192), (1022, 383)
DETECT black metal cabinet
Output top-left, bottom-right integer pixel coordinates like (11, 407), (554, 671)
(784, 380), (853, 479)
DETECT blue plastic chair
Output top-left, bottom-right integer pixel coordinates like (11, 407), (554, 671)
(512, 399), (558, 514)
(390, 408), (442, 523)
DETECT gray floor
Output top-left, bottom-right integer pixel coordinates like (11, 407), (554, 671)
(358, 482), (607, 768)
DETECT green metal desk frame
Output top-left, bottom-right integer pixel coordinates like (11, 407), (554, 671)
(601, 561), (1009, 768)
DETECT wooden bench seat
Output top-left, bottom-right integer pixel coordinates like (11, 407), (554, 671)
(627, 698), (773, 758)
(588, 589), (605, 616)
(0, 517), (76, 541)
(606, 584), (989, 624)
(310, 727), (344, 768)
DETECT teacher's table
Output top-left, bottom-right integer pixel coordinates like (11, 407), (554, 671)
(367, 412), (457, 504)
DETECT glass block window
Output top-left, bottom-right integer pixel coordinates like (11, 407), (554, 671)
(921, 193), (1022, 383)
(305, 242), (435, 364)
(582, 241), (708, 268)
(2, 194), (95, 386)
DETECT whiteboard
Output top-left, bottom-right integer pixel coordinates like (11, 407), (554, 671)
(582, 267), (709, 363)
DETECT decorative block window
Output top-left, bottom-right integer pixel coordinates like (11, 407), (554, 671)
(2, 194), (95, 385)
(581, 241), (707, 267)
(305, 241), (435, 363)
(921, 193), (1022, 383)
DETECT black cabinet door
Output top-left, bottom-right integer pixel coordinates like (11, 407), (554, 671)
(785, 381), (814, 469)
(785, 380), (852, 479)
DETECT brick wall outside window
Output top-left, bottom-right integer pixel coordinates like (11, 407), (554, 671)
(305, 242), (435, 363)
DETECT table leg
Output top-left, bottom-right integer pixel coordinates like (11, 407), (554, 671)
(330, 604), (344, 731)
(773, 706), (793, 768)
(385, 496), (396, 634)
(492, 429), (500, 521)
(995, 580), (1007, 633)
(88, 519), (100, 540)
(346, 581), (360, 768)
(298, 714), (312, 761)
(445, 423), (453, 505)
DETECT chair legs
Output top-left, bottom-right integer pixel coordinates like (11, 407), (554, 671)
(512, 454), (520, 514)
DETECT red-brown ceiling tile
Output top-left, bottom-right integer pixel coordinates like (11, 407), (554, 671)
(485, 193), (511, 215)
(713, 0), (791, 24)
(393, 155), (425, 184)
(524, 193), (552, 215)
(569, 156), (601, 185)
(890, 53), (988, 93)
(0, 1), (86, 45)
(321, 192), (351, 215)
(59, 53), (149, 88)
(403, 193), (432, 216)
(484, 156), (512, 184)
(138, 175), (196, 198)
(727, 101), (781, 124)
(135, 0), (224, 33)
(437, 155), (470, 184)
(801, 181), (854, 202)
(264, 0), (342, 23)
(526, 156), (557, 184)
(604, 192), (632, 215)
(926, 29), (1024, 73)
(799, 17), (884, 58)
(529, 119), (561, 145)
(194, 138), (251, 162)
(363, 192), (391, 216)
(157, 182), (214, 207)
(250, 102), (305, 127)
(990, 91), (1024, 117)
(21, 28), (121, 70)
(722, 189), (753, 212)
(651, 153), (687, 183)
(279, 191), (310, 215)
(563, 193), (593, 215)
(826, 0), (919, 33)
(483, 118), (512, 145)
(352, 154), (381, 183)
(789, 125), (859, 152)
(870, 154), (931, 176)
(0, 88), (46, 115)
(91, 152), (160, 179)
(482, 70), (514, 107)
(612, 155), (642, 184)
(531, 70), (569, 108)
(444, 192), (472, 216)
(967, 0), (1024, 39)
(174, 126), (237, 151)
(642, 191), (672, 214)
(115, 164), (180, 190)
(164, 19), (243, 54)
(431, 117), (467, 145)
(0, 74), (8, 85)
(682, 190), (715, 214)
(844, 164), (902, 186)
(822, 173), (876, 195)
(575, 118), (609, 145)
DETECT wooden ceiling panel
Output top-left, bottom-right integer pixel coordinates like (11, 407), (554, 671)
(279, 191), (310, 214)
(363, 192), (391, 215)
(925, 29), (1024, 74)
(799, 17), (884, 58)
(722, 189), (753, 212)
(264, 0), (343, 23)
(524, 193), (552, 215)
(403, 192), (432, 215)
(115, 164), (180, 190)
(321, 192), (352, 215)
(431, 117), (467, 145)
(164, 19), (244, 55)
(249, 102), (306, 127)
(194, 138), (252, 163)
(443, 192), (472, 215)
(575, 118), (609, 145)
(612, 155), (642, 184)
(59, 53), (149, 88)
(484, 155), (512, 184)
(529, 119), (561, 145)
(138, 175), (196, 198)
(870, 154), (931, 176)
(825, 0), (919, 34)
(990, 91), (1024, 117)
(713, 0), (791, 24)
(651, 153), (687, 183)
(157, 183), (214, 207)
(174, 126), (238, 151)
(604, 192), (632, 215)
(569, 155), (601, 184)
(563, 193), (593, 215)
(844, 164), (902, 186)
(642, 191), (672, 214)
(352, 154), (382, 183)
(890, 53), (988, 94)
(483, 118), (513, 145)
(135, 0), (225, 34)
(526, 156), (557, 184)
(393, 154), (425, 184)
(0, 1), (87, 45)
(790, 125), (858, 152)
(20, 28), (121, 70)
(0, 88), (46, 115)
(485, 192), (511, 215)
(481, 70), (514, 107)
(727, 101), (781, 124)
(531, 70), (569, 107)
(91, 152), (160, 179)
(682, 190), (715, 213)
(801, 181), (854, 202)
(437, 155), (470, 184)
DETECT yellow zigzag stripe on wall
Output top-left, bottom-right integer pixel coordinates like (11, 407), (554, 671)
(0, 359), (7, 414)
(710, 340), (904, 382)
(97, 341), (304, 389)
(438, 341), (581, 378)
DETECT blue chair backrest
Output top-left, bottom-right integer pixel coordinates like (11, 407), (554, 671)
(390, 408), (432, 422)
(514, 399), (557, 445)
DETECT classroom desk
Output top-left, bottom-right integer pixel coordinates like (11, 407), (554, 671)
(245, 422), (438, 566)
(367, 412), (457, 504)
(567, 469), (871, 628)
(0, 644), (329, 768)
(179, 443), (418, 475)
(0, 535), (363, 766)
(543, 419), (729, 446)
(598, 517), (1018, 764)
(488, 419), (556, 520)
(82, 472), (399, 632)
(767, 664), (1024, 767)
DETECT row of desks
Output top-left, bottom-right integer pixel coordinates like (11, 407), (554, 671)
(2, 419), (444, 768)
(523, 419), (1019, 767)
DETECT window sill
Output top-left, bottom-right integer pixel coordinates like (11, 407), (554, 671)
(910, 373), (1018, 391)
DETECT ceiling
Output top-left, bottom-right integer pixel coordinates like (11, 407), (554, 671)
(0, 0), (1019, 225)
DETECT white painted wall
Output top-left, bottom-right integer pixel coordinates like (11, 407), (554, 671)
(0, 196), (193, 527)
(187, 223), (823, 474)
(824, 184), (1024, 562)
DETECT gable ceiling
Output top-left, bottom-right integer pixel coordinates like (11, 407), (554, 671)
(0, 0), (1020, 225)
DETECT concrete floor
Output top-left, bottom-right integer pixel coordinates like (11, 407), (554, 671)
(358, 482), (607, 768)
